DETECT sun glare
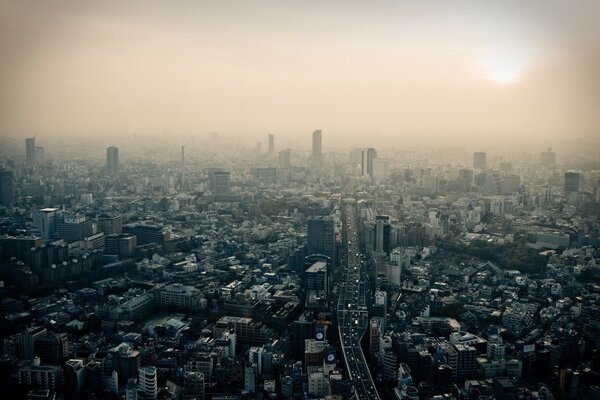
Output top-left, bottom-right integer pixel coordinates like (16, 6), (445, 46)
(479, 45), (528, 84)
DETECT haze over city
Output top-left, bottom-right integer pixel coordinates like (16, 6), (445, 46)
(1, 0), (600, 145)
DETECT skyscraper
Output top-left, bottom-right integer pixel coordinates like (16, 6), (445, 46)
(312, 130), (322, 166)
(564, 171), (581, 194)
(107, 146), (119, 173)
(307, 216), (335, 265)
(32, 208), (59, 241)
(0, 169), (15, 206)
(279, 149), (291, 168)
(375, 215), (390, 253)
(361, 148), (377, 177)
(268, 133), (275, 156)
(26, 138), (36, 166)
(181, 145), (185, 164)
(473, 152), (487, 170)
(540, 148), (556, 165)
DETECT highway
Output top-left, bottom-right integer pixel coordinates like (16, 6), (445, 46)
(336, 202), (381, 400)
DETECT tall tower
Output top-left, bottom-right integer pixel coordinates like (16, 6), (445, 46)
(473, 152), (487, 170)
(279, 149), (291, 168)
(181, 145), (185, 164)
(361, 148), (377, 177)
(26, 138), (36, 166)
(268, 134), (275, 156)
(106, 146), (119, 173)
(307, 216), (335, 265)
(312, 130), (322, 166)
(0, 169), (15, 206)
(564, 171), (581, 194)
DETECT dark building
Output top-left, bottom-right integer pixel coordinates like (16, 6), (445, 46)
(124, 224), (170, 246)
(97, 213), (123, 235)
(210, 171), (230, 194)
(26, 137), (36, 166)
(565, 171), (582, 194)
(312, 130), (322, 166)
(375, 215), (391, 254)
(540, 148), (556, 165)
(106, 146), (119, 173)
(34, 333), (69, 364)
(104, 234), (137, 259)
(0, 169), (15, 206)
(473, 151), (487, 170)
(307, 216), (335, 266)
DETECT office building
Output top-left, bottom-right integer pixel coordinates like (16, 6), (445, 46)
(375, 215), (390, 254)
(305, 261), (329, 293)
(268, 133), (274, 156)
(34, 333), (69, 364)
(33, 208), (60, 241)
(0, 168), (15, 206)
(26, 137), (36, 166)
(307, 216), (335, 265)
(57, 214), (94, 243)
(279, 148), (291, 168)
(361, 148), (377, 177)
(473, 152), (487, 170)
(183, 371), (205, 400)
(312, 130), (322, 166)
(20, 326), (48, 361)
(540, 148), (556, 165)
(211, 171), (230, 194)
(104, 234), (137, 259)
(125, 224), (170, 246)
(181, 145), (185, 164)
(98, 213), (123, 235)
(564, 171), (581, 194)
(153, 283), (204, 310)
(107, 146), (119, 173)
(35, 146), (44, 164)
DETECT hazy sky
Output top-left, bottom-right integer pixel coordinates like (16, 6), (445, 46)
(1, 0), (599, 144)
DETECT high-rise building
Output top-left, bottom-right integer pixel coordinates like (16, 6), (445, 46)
(0, 168), (15, 206)
(183, 371), (205, 400)
(375, 215), (390, 254)
(312, 130), (322, 166)
(564, 171), (581, 194)
(32, 208), (60, 241)
(26, 138), (36, 166)
(278, 149), (291, 168)
(212, 171), (230, 194)
(139, 366), (158, 400)
(107, 146), (119, 173)
(361, 148), (377, 177)
(473, 152), (487, 170)
(181, 145), (185, 164)
(57, 214), (95, 243)
(35, 145), (44, 164)
(98, 213), (123, 235)
(540, 148), (556, 165)
(34, 332), (69, 364)
(307, 216), (335, 265)
(268, 134), (274, 156)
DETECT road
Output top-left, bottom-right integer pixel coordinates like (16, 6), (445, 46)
(336, 202), (381, 400)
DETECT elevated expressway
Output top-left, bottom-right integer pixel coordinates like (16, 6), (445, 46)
(336, 203), (380, 400)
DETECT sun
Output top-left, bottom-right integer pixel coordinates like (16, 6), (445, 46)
(479, 45), (528, 84)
